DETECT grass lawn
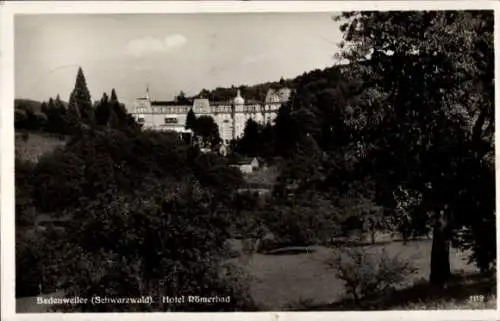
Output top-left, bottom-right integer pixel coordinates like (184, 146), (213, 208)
(16, 239), (495, 312)
(243, 239), (494, 310)
(15, 131), (67, 163)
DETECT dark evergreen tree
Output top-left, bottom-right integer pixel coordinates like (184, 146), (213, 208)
(67, 67), (94, 130)
(176, 91), (190, 104)
(236, 119), (261, 156)
(41, 100), (50, 115)
(95, 92), (110, 126)
(53, 94), (68, 134)
(185, 108), (197, 131)
(108, 88), (129, 129)
(110, 88), (118, 102)
(274, 102), (299, 157)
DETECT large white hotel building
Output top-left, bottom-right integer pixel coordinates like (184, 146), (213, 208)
(131, 87), (292, 144)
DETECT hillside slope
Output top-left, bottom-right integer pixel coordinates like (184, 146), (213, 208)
(15, 131), (67, 163)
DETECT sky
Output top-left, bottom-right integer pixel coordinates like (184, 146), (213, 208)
(15, 13), (344, 110)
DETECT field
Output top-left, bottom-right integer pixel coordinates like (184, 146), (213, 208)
(17, 239), (495, 312)
(15, 131), (67, 163)
(243, 239), (495, 310)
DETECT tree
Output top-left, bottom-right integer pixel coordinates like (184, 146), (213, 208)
(66, 67), (94, 131)
(258, 124), (276, 159)
(337, 11), (495, 285)
(185, 108), (197, 130)
(95, 93), (110, 126)
(53, 94), (68, 134)
(109, 88), (129, 129)
(274, 102), (299, 157)
(193, 116), (222, 150)
(176, 90), (190, 104)
(279, 135), (323, 187)
(236, 119), (261, 156)
(198, 88), (210, 99)
(290, 108), (320, 138)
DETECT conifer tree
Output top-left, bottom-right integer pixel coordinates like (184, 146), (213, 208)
(41, 101), (50, 116)
(67, 67), (94, 130)
(52, 94), (68, 134)
(110, 88), (118, 102)
(237, 119), (261, 156)
(95, 92), (110, 126)
(185, 108), (197, 130)
(109, 88), (128, 128)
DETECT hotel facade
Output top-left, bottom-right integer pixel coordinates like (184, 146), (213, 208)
(131, 87), (292, 144)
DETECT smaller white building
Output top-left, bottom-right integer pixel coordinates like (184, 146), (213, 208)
(229, 157), (260, 174)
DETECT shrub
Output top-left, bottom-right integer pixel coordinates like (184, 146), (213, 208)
(326, 247), (417, 306)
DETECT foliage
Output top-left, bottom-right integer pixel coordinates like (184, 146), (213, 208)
(326, 247), (417, 306)
(259, 193), (338, 248)
(279, 135), (323, 186)
(42, 96), (68, 134)
(335, 11), (495, 283)
(15, 157), (36, 227)
(191, 152), (245, 198)
(55, 180), (254, 311)
(196, 79), (293, 103)
(176, 90), (191, 105)
(16, 226), (66, 297)
(185, 108), (197, 130)
(95, 89), (139, 131)
(17, 117), (252, 309)
(15, 107), (47, 131)
(235, 119), (261, 157)
(67, 67), (94, 127)
(15, 97), (69, 134)
(193, 116), (222, 150)
(95, 92), (111, 126)
(33, 149), (86, 213)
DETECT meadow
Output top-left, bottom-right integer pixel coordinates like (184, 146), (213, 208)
(17, 238), (495, 312)
(233, 239), (495, 310)
(15, 131), (67, 163)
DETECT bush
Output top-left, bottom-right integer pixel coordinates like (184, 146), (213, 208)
(325, 247), (416, 307)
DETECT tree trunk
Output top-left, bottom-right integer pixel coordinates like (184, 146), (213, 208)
(429, 208), (452, 287)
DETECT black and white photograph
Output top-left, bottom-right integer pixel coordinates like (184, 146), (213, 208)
(2, 1), (497, 315)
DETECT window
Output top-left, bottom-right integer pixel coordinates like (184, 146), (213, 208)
(138, 117), (145, 123)
(164, 117), (178, 124)
(223, 119), (230, 123)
